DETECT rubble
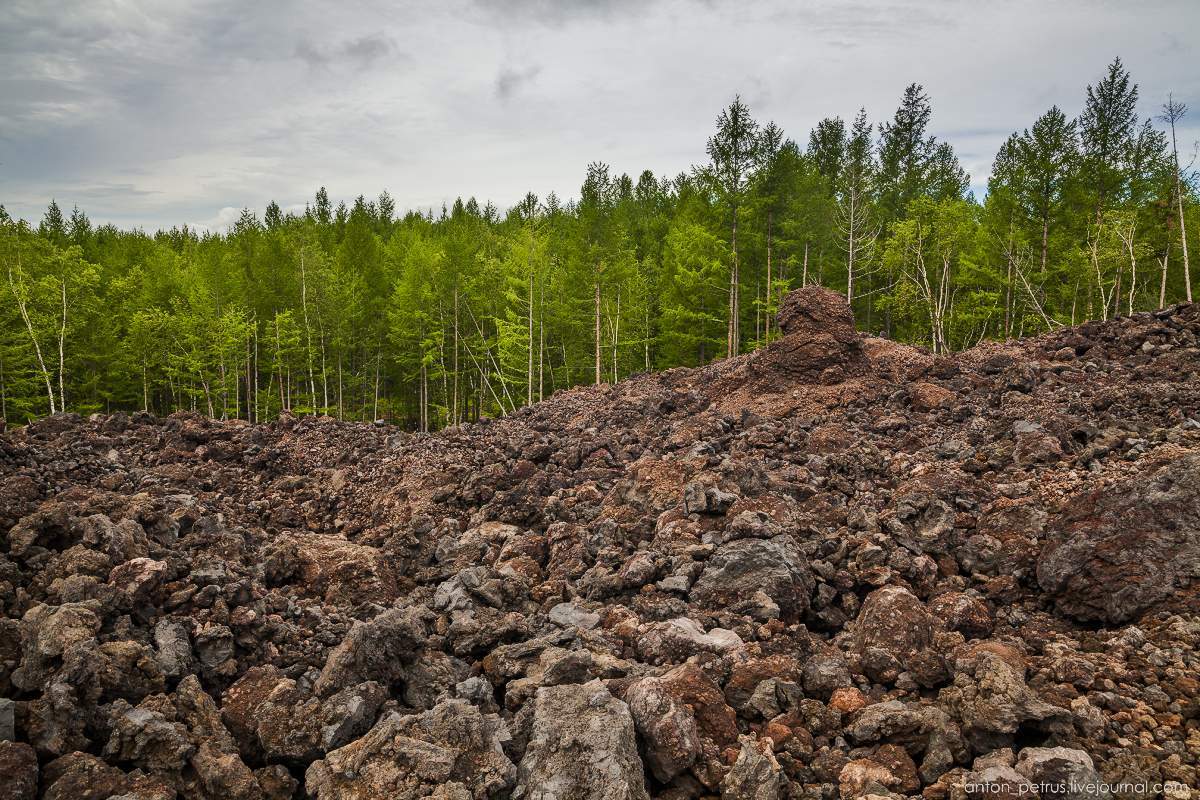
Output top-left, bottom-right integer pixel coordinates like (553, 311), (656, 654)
(2, 289), (1199, 797)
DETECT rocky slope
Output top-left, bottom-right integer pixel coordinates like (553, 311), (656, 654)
(1, 286), (1198, 800)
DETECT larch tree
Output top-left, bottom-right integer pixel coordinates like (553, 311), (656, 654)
(702, 96), (760, 358)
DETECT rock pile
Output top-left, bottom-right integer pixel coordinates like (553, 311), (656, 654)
(2, 289), (1199, 799)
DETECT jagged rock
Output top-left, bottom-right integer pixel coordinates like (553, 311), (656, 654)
(103, 702), (195, 772)
(108, 557), (167, 604)
(846, 700), (968, 783)
(547, 601), (600, 630)
(636, 617), (744, 664)
(801, 647), (852, 699)
(222, 668), (387, 763)
(515, 680), (649, 800)
(1037, 455), (1200, 624)
(929, 592), (994, 639)
(853, 585), (945, 686)
(940, 644), (1071, 753)
(720, 736), (787, 800)
(758, 285), (865, 383)
(312, 606), (425, 695)
(153, 619), (193, 680)
(1015, 747), (1107, 799)
(0, 741), (38, 800)
(691, 535), (813, 620)
(11, 601), (102, 692)
(306, 700), (515, 800)
(0, 697), (14, 741)
(41, 751), (129, 800)
(254, 765), (299, 800)
(624, 674), (701, 781)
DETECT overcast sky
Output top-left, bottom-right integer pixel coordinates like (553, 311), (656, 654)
(2, 0), (1198, 232)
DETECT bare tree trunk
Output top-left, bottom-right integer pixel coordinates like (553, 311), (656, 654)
(728, 209), (739, 357)
(765, 211), (773, 342)
(612, 289), (621, 383)
(319, 322), (329, 412)
(594, 276), (602, 385)
(57, 278), (67, 413)
(1166, 100), (1193, 301)
(527, 269), (534, 406)
(299, 249), (316, 410)
(1160, 243), (1171, 308)
(644, 307), (650, 372)
(453, 287), (460, 425)
(1041, 217), (1049, 279)
(373, 343), (381, 422)
(846, 197), (857, 302)
(538, 275), (545, 402)
(10, 259), (56, 413)
(802, 241), (809, 289)
(276, 316), (285, 412)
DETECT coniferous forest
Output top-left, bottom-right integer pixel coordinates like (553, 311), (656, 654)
(1, 58), (1195, 429)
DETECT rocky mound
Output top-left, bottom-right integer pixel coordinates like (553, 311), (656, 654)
(1, 288), (1199, 800)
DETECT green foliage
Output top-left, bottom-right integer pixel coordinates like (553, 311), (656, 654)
(0, 58), (1191, 428)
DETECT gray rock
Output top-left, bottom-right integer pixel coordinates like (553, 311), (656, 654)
(153, 619), (193, 680)
(941, 648), (1072, 753)
(306, 700), (515, 800)
(720, 736), (787, 800)
(801, 648), (852, 699)
(515, 679), (649, 800)
(624, 675), (700, 782)
(103, 703), (195, 773)
(548, 602), (601, 630)
(691, 535), (813, 620)
(847, 700), (967, 783)
(1015, 747), (1109, 800)
(312, 606), (424, 696)
(636, 617), (744, 664)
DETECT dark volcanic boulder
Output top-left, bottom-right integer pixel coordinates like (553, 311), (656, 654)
(1037, 454), (1200, 624)
(758, 286), (864, 383)
(853, 586), (944, 685)
(690, 535), (813, 620)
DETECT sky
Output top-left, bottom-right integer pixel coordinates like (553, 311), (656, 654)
(2, 0), (1198, 233)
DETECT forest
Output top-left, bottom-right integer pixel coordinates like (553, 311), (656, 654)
(1, 58), (1195, 430)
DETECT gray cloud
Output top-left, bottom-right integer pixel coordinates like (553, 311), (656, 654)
(295, 33), (400, 70)
(0, 0), (1198, 231)
(495, 65), (542, 101)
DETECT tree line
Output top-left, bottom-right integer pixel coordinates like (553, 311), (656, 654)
(1, 58), (1195, 429)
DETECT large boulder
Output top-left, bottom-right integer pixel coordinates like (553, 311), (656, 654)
(691, 535), (813, 620)
(853, 585), (945, 686)
(1037, 455), (1200, 624)
(515, 680), (649, 800)
(759, 286), (864, 383)
(11, 602), (102, 692)
(311, 606), (425, 696)
(939, 643), (1071, 753)
(720, 736), (787, 800)
(305, 700), (515, 800)
(1015, 747), (1108, 800)
(623, 675), (701, 782)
